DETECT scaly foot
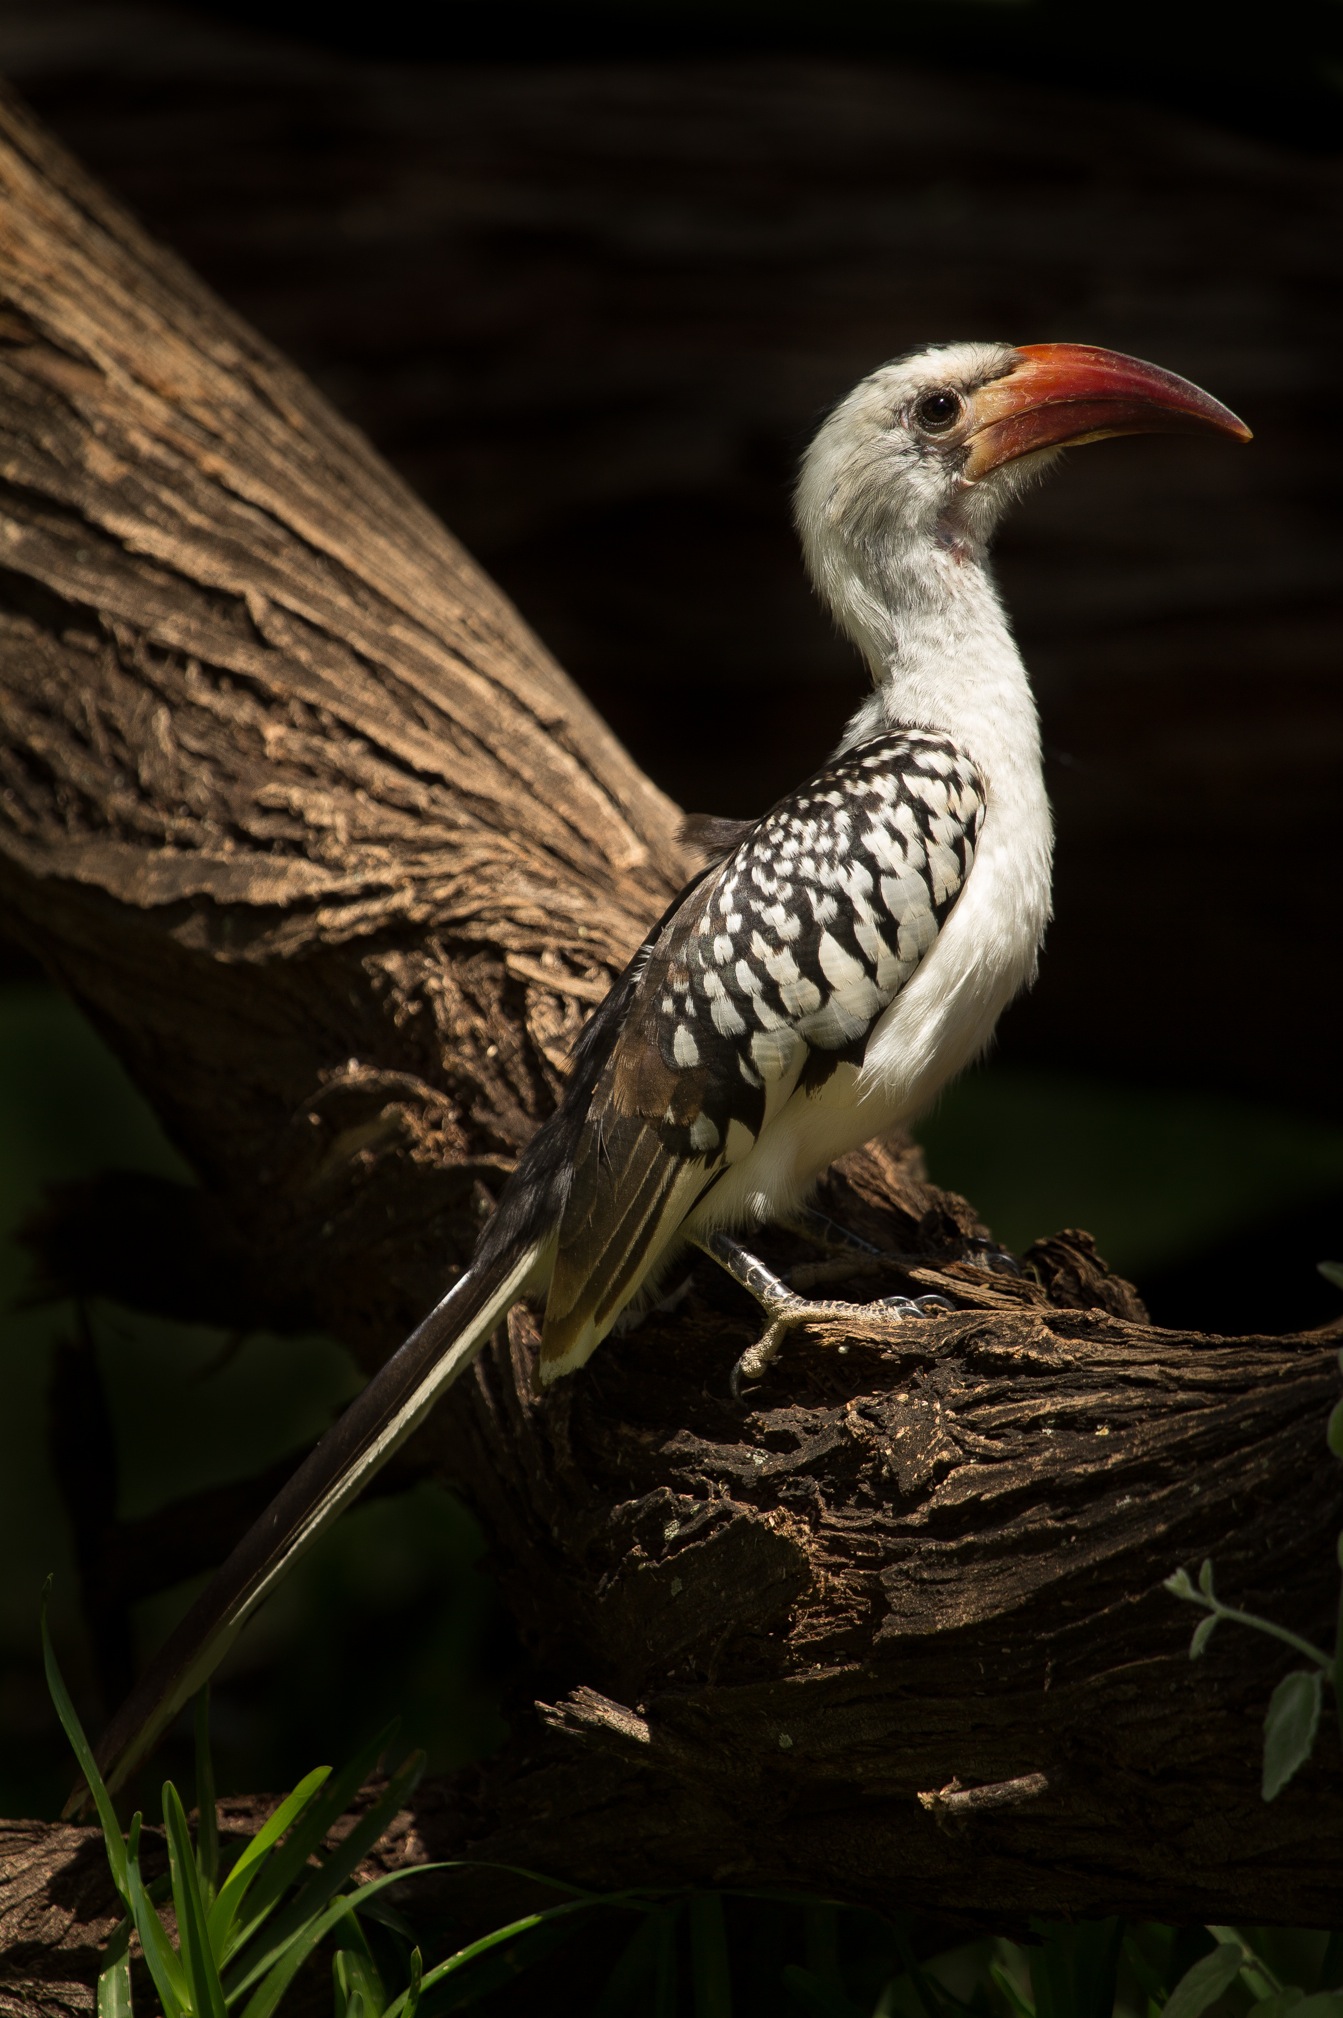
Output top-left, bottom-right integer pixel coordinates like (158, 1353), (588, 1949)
(691, 1229), (953, 1398)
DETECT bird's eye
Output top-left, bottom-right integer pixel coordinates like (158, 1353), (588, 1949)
(912, 389), (964, 435)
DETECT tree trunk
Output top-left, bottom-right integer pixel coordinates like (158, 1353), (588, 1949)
(0, 77), (681, 1357)
(1, 82), (1341, 2011)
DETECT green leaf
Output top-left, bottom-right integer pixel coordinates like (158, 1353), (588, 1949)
(1190, 1614), (1219, 1659)
(1162, 1943), (1245, 2018)
(1318, 1262), (1343, 1291)
(125, 1813), (190, 2018)
(1164, 1568), (1197, 1602)
(164, 1781), (227, 2018)
(1204, 1925), (1279, 2002)
(41, 1582), (129, 1909)
(205, 1765), (331, 1964)
(1197, 1559), (1215, 1598)
(1263, 1669), (1324, 1800)
(194, 1690), (219, 1908)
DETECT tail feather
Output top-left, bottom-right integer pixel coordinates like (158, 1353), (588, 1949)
(80, 1238), (546, 1806)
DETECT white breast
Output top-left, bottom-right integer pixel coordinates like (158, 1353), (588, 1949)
(858, 773), (1053, 1111)
(684, 761), (1053, 1240)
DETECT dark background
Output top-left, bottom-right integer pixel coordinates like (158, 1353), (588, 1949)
(1, 0), (1341, 1817)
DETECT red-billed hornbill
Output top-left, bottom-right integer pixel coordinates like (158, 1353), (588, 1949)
(89, 340), (1249, 1796)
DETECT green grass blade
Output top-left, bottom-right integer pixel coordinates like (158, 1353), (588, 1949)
(165, 1781), (228, 2018)
(194, 1690), (219, 1908)
(1318, 1930), (1343, 1990)
(333, 1937), (386, 2018)
(331, 1900), (387, 2016)
(206, 1767), (331, 1962)
(892, 1926), (971, 2018)
(989, 1960), (1035, 2018)
(592, 1909), (672, 2018)
(222, 1722), (399, 1958)
(778, 1963), (866, 2017)
(689, 1893), (732, 2018)
(1121, 1932), (1170, 2007)
(238, 1870), (429, 2018)
(235, 1852), (647, 2018)
(384, 1891), (649, 2016)
(400, 1948), (422, 2018)
(96, 1922), (134, 2018)
(224, 1750), (425, 2000)
(1028, 1917), (1123, 2018)
(41, 1581), (129, 1908)
(334, 1970), (370, 2018)
(125, 1813), (190, 2018)
(415, 1916), (591, 2015)
(655, 1903), (679, 2018)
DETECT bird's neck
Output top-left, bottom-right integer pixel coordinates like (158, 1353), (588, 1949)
(829, 535), (1044, 810)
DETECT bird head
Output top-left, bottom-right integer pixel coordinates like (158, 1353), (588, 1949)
(796, 339), (1251, 586)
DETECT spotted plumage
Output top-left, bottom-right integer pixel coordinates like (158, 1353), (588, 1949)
(540, 729), (985, 1367)
(95, 340), (1251, 1796)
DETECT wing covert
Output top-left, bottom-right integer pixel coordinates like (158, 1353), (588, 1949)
(541, 729), (986, 1373)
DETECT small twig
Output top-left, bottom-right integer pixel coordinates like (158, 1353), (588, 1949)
(505, 954), (610, 1002)
(917, 1772), (1049, 1831)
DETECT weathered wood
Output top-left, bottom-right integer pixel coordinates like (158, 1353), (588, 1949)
(1, 69), (1342, 2014)
(0, 78), (680, 1358)
(8, 9), (1341, 1139)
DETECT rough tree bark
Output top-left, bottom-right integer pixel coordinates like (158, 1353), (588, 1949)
(1, 81), (1341, 2015)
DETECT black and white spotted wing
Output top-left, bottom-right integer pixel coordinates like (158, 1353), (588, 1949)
(540, 729), (986, 1370)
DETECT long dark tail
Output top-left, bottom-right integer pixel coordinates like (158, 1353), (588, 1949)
(80, 1238), (546, 1806)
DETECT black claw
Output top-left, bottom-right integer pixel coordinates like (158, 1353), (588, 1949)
(729, 1354), (761, 1404)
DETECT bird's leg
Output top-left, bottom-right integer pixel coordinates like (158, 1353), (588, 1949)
(789, 1206), (884, 1257)
(690, 1229), (953, 1397)
(786, 1203), (1022, 1300)
(962, 1233), (1023, 1276)
(780, 1206), (908, 1293)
